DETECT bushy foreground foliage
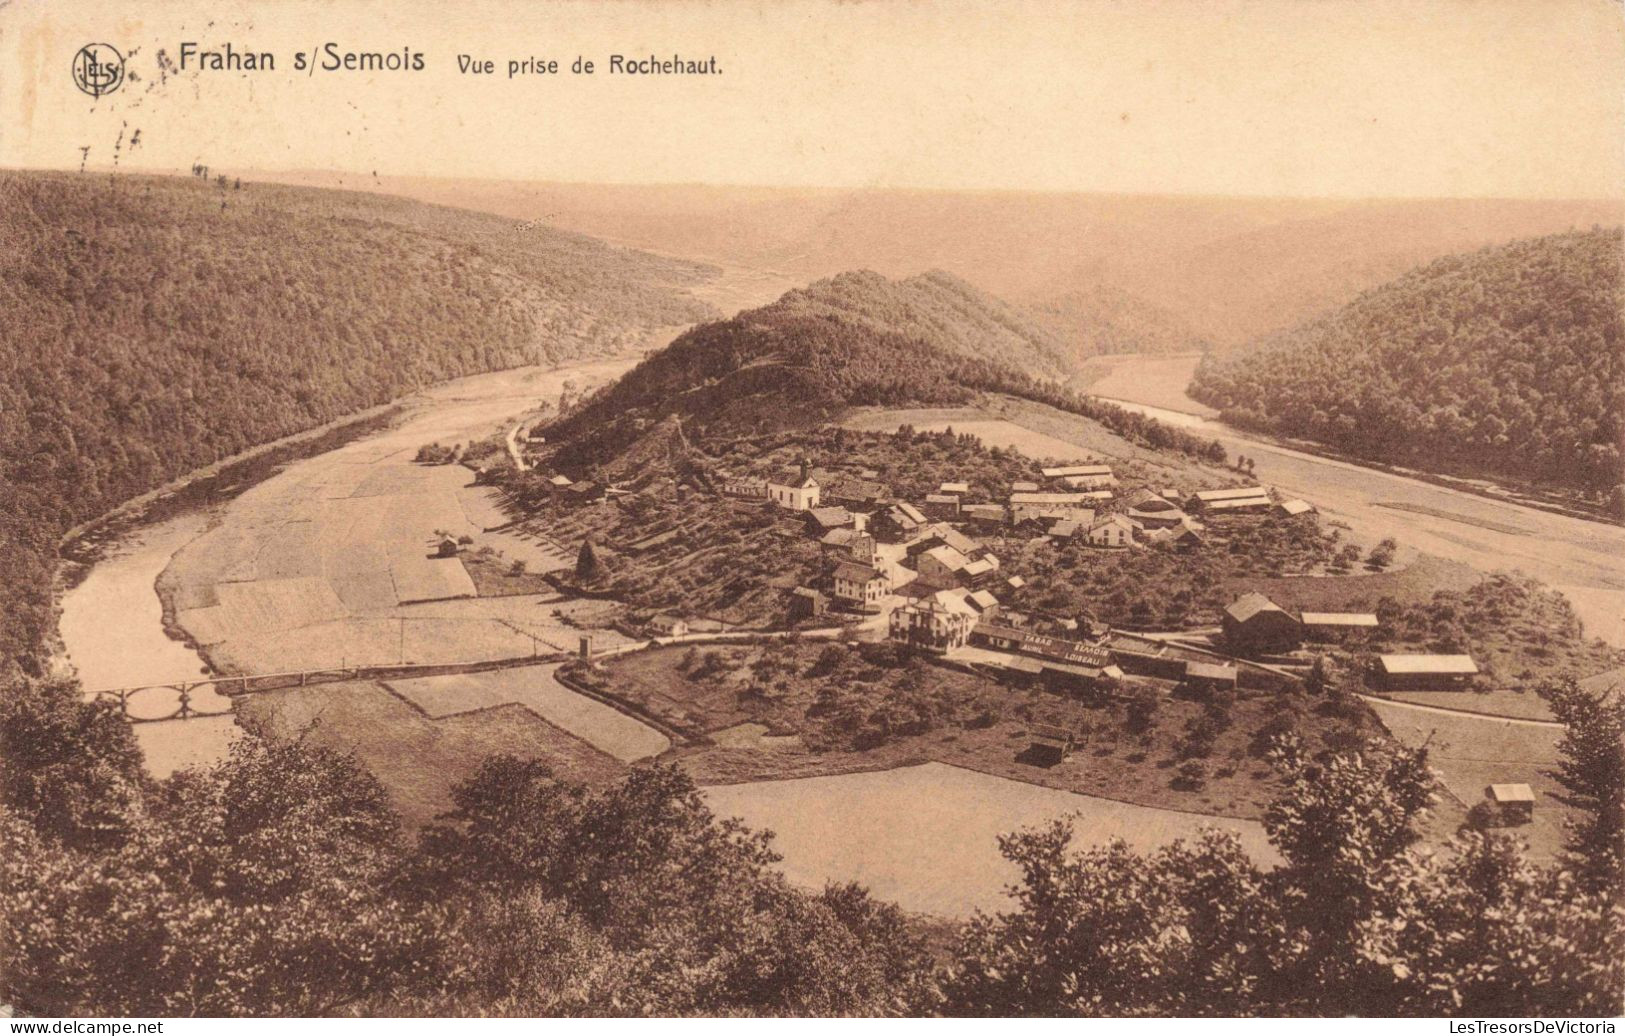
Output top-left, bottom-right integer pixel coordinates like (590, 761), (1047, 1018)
(2, 671), (1619, 1017)
(946, 747), (1623, 1016)
(0, 681), (932, 1016)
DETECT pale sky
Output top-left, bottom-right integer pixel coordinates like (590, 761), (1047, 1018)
(2, 0), (1621, 198)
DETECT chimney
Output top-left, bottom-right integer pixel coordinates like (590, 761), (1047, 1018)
(798, 457), (810, 484)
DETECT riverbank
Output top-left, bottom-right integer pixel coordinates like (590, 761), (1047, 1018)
(1078, 350), (1619, 529)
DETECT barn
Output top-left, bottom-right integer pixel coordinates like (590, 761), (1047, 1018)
(1222, 592), (1301, 654)
(1376, 654), (1479, 691)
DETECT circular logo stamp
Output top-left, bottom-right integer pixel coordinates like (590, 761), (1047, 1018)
(72, 43), (125, 98)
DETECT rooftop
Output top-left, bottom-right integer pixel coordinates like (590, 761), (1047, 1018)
(972, 622), (1112, 668)
(1379, 654), (1479, 675)
(833, 561), (884, 584)
(1194, 486), (1270, 502)
(1041, 464), (1112, 478)
(1225, 592), (1287, 623)
(1300, 612), (1380, 627)
(1186, 661), (1239, 682)
(967, 589), (999, 610)
(807, 506), (854, 528)
(1011, 491), (1092, 505)
(1206, 497), (1273, 511)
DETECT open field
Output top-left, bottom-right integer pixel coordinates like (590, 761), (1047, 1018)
(1222, 555), (1483, 614)
(1363, 698), (1568, 862)
(842, 396), (1226, 491)
(1376, 688), (1557, 723)
(238, 679), (626, 826)
(1374, 501), (1535, 537)
(703, 761), (1281, 917)
(384, 665), (670, 762)
(160, 361), (641, 676)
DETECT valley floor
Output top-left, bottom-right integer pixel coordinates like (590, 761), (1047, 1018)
(65, 354), (1619, 921)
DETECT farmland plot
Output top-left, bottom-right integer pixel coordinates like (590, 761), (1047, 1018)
(704, 762), (1280, 917)
(385, 665), (671, 762)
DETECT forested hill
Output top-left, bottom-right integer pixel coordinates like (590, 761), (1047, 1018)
(0, 171), (717, 670)
(546, 269), (1227, 471)
(1024, 282), (1210, 356)
(1188, 228), (1624, 503)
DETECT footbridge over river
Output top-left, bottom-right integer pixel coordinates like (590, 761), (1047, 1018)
(87, 623), (856, 724)
(88, 655), (574, 723)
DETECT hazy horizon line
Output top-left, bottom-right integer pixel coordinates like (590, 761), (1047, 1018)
(11, 162), (1625, 207)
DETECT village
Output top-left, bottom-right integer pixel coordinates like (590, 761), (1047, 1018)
(464, 423), (1545, 830)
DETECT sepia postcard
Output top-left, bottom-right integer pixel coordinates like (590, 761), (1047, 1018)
(1, 0), (1622, 1024)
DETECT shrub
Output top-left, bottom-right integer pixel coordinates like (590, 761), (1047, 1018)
(1125, 686), (1161, 733)
(1175, 759), (1209, 789)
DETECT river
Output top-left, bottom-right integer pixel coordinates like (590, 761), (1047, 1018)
(57, 512), (240, 777)
(55, 358), (638, 778)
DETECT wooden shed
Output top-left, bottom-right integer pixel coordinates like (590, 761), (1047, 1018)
(1377, 654), (1479, 691)
(1027, 724), (1078, 766)
(1486, 783), (1536, 823)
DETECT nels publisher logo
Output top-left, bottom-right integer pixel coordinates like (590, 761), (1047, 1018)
(72, 43), (125, 97)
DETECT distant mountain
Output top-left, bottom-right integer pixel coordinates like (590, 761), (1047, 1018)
(546, 270), (1226, 472)
(1023, 282), (1209, 356)
(0, 171), (717, 668)
(1188, 228), (1624, 499)
(274, 172), (1624, 346)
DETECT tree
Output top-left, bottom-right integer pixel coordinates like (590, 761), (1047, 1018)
(0, 675), (144, 850)
(417, 758), (934, 1015)
(1125, 684), (1160, 734)
(0, 734), (431, 1016)
(1261, 747), (1434, 1009)
(575, 538), (606, 581)
(1366, 538), (1398, 572)
(944, 824), (1272, 1016)
(1304, 654), (1333, 697)
(1543, 679), (1625, 897)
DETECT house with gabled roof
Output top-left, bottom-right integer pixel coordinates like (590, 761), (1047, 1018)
(805, 505), (856, 534)
(768, 459), (820, 511)
(1087, 514), (1139, 548)
(832, 561), (889, 611)
(1222, 592), (1301, 654)
(872, 501), (927, 543)
(823, 476), (892, 512)
(888, 588), (979, 651)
